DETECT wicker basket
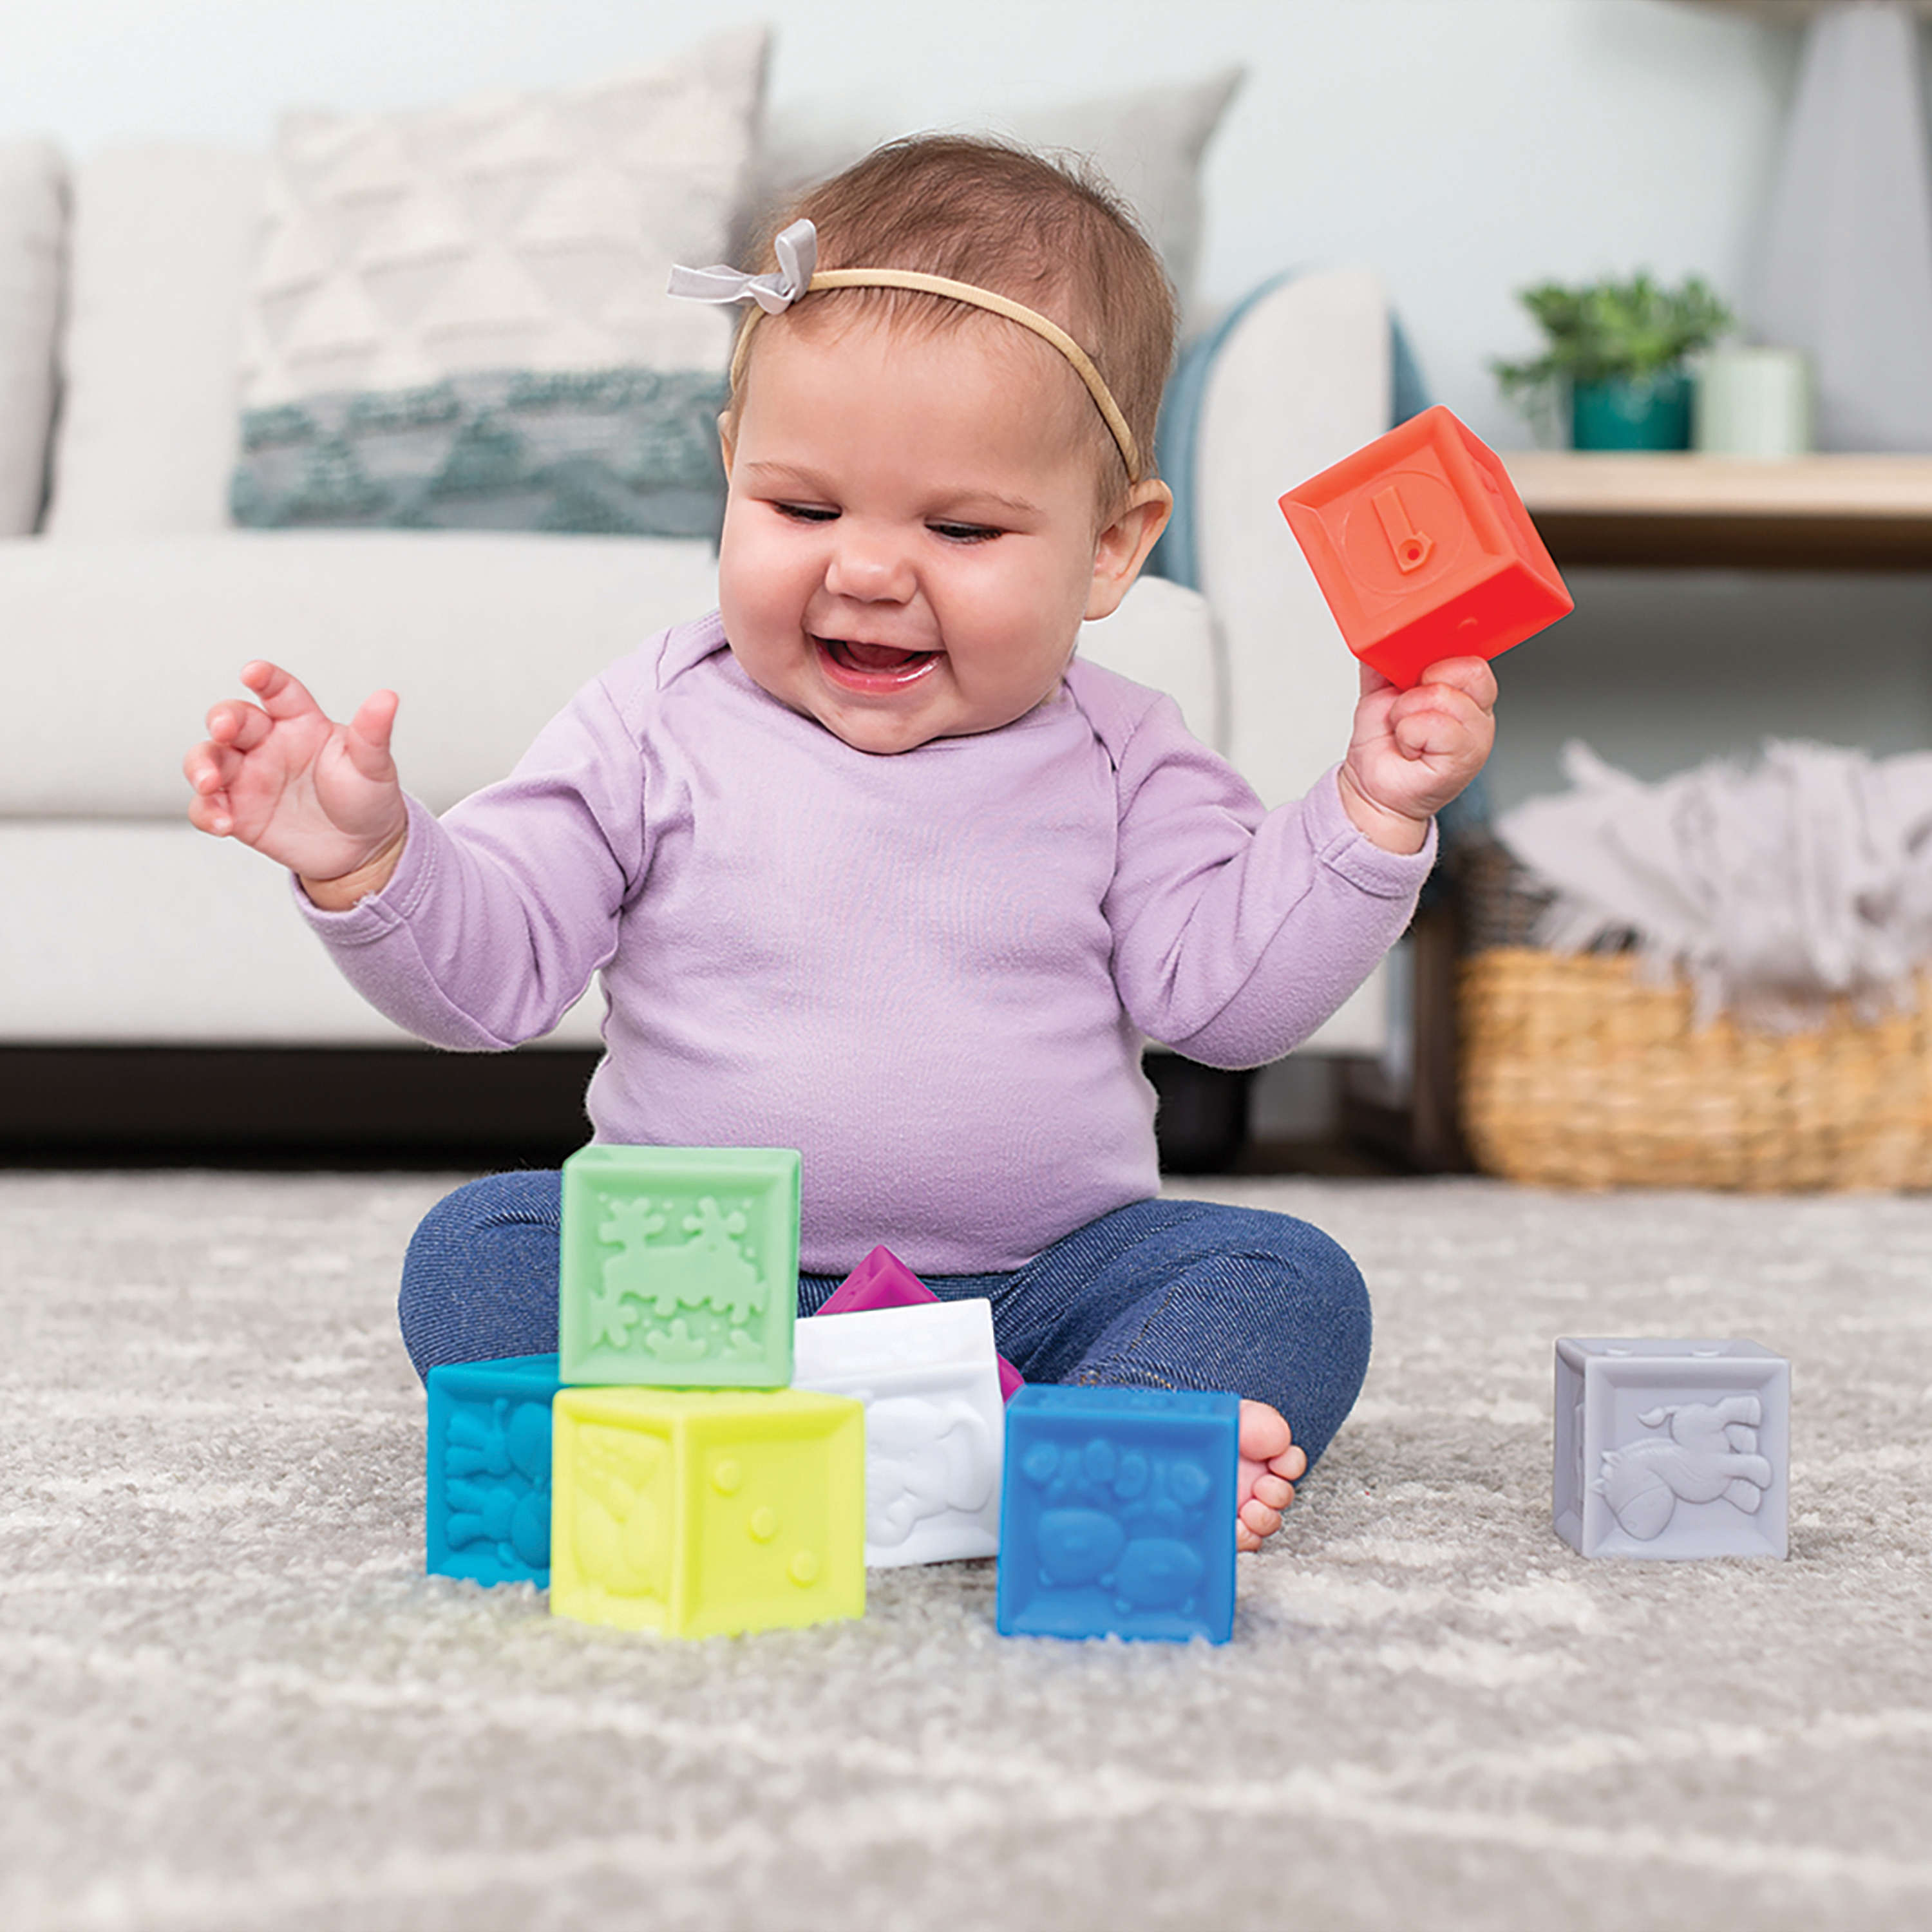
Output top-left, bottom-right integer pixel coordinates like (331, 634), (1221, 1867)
(1459, 946), (1932, 1191)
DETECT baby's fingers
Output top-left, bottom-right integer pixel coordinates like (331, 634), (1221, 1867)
(343, 688), (402, 777)
(183, 734), (239, 796)
(1411, 654), (1499, 711)
(183, 743), (240, 835)
(237, 659), (331, 723)
(202, 697), (273, 753)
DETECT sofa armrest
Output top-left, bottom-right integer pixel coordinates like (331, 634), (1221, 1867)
(1158, 268), (1405, 1056)
(0, 140), (66, 537)
(1160, 265), (1395, 811)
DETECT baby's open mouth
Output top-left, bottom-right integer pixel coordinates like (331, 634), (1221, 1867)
(817, 638), (942, 685)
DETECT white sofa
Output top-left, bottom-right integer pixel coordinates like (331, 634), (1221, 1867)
(0, 37), (1405, 1151)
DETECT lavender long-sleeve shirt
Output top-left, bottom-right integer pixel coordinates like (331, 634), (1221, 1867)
(302, 612), (1433, 1275)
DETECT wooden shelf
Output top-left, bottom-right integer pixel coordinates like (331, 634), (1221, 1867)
(1502, 451), (1932, 570)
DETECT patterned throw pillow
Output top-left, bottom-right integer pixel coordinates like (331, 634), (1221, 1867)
(231, 27), (766, 536)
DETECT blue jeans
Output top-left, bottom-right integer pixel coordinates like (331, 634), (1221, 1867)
(397, 1175), (1373, 1467)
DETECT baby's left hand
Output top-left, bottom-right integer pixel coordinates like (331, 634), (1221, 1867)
(1337, 655), (1497, 855)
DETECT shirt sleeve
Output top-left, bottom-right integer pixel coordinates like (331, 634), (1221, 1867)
(293, 668), (651, 1051)
(1099, 688), (1436, 1069)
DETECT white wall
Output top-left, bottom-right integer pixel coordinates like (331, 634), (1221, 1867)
(2, 0), (1805, 451)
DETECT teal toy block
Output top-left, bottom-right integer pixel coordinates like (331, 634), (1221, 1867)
(996, 1385), (1238, 1643)
(550, 1385), (866, 1637)
(559, 1145), (800, 1387)
(426, 1352), (560, 1588)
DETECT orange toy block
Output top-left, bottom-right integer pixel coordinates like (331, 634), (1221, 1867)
(1278, 404), (1573, 690)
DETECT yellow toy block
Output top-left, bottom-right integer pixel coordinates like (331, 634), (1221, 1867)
(550, 1385), (866, 1638)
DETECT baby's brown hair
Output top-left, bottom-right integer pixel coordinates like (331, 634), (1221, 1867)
(732, 135), (1179, 509)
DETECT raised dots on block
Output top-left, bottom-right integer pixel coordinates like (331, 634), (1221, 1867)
(819, 1244), (1025, 1401)
(558, 1144), (800, 1387)
(794, 1299), (1005, 1567)
(1279, 404), (1573, 690)
(550, 1385), (866, 1636)
(996, 1385), (1238, 1643)
(1554, 1338), (1790, 1560)
(425, 1352), (560, 1588)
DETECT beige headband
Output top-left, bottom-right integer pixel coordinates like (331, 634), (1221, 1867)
(669, 219), (1143, 484)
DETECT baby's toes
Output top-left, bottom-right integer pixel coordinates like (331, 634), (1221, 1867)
(1239, 1495), (1283, 1546)
(1253, 1472), (1295, 1513)
(1238, 1397), (1294, 1463)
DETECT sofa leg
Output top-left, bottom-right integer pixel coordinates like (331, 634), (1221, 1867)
(1144, 1054), (1255, 1175)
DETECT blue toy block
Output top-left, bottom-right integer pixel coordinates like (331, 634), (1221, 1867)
(426, 1352), (562, 1587)
(1554, 1338), (1790, 1560)
(996, 1385), (1238, 1643)
(558, 1145), (800, 1387)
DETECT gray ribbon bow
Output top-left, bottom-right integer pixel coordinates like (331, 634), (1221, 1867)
(667, 219), (818, 314)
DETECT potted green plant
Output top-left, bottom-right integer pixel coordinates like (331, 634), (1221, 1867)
(1492, 272), (1733, 450)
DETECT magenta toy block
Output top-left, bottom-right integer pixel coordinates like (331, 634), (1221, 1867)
(794, 1300), (1005, 1566)
(1555, 1338), (1790, 1560)
(425, 1353), (560, 1588)
(996, 1385), (1238, 1643)
(558, 1144), (799, 1387)
(819, 1244), (1025, 1401)
(1278, 404), (1573, 690)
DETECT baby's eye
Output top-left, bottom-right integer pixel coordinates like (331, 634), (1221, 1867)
(775, 501), (838, 524)
(929, 521), (1001, 544)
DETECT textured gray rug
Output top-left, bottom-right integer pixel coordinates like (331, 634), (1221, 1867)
(3, 1169), (1929, 1932)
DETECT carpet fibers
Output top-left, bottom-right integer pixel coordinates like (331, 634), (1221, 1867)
(2, 1170), (1928, 1931)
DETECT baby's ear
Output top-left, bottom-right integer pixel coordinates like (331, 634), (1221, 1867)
(1086, 480), (1173, 622)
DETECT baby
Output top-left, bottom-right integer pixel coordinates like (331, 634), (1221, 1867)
(184, 135), (1495, 1552)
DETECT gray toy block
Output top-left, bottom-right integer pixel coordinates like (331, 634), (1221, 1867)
(1554, 1338), (1789, 1560)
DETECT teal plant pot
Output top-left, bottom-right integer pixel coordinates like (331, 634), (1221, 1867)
(1571, 371), (1692, 451)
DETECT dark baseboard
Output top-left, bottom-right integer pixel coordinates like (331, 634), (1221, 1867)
(0, 1040), (1450, 1177)
(0, 1045), (600, 1169)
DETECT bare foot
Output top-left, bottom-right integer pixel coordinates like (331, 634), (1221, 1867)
(1236, 1399), (1309, 1552)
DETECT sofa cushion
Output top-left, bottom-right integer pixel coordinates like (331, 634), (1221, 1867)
(230, 26), (767, 538)
(0, 531), (721, 819)
(0, 820), (603, 1045)
(1006, 68), (1242, 330)
(751, 65), (1242, 327)
(0, 140), (64, 536)
(41, 144), (266, 540)
(0, 536), (1217, 819)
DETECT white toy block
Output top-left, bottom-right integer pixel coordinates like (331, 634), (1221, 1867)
(1554, 1338), (1790, 1560)
(793, 1298), (1005, 1567)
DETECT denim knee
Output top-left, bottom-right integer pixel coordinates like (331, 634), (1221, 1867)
(1062, 1203), (1373, 1468)
(397, 1170), (563, 1379)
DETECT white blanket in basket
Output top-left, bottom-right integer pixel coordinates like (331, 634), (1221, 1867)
(1497, 739), (1932, 1031)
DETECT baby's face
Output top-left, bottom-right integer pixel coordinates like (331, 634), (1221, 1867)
(717, 310), (1129, 756)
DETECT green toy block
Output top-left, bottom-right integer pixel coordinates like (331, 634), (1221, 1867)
(558, 1144), (800, 1386)
(549, 1385), (866, 1637)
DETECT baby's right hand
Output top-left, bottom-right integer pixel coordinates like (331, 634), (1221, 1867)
(184, 661), (407, 903)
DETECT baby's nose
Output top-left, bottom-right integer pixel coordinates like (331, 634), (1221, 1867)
(824, 524), (914, 601)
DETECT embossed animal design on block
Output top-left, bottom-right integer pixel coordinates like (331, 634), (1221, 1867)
(996, 1385), (1239, 1642)
(1596, 1396), (1774, 1540)
(864, 1396), (998, 1550)
(793, 1298), (1007, 1566)
(595, 1197), (766, 1329)
(425, 1353), (562, 1588)
(1553, 1338), (1790, 1560)
(558, 1146), (800, 1387)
